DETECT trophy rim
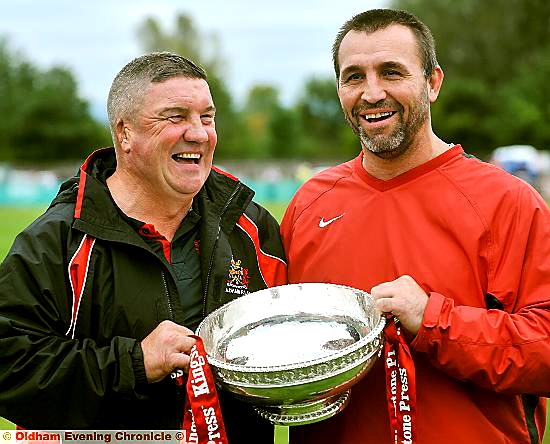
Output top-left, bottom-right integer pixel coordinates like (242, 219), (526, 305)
(196, 282), (386, 374)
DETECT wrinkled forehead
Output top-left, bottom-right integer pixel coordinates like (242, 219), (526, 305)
(338, 25), (423, 73)
(142, 76), (215, 109)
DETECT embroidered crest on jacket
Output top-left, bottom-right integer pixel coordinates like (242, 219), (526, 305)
(226, 259), (250, 295)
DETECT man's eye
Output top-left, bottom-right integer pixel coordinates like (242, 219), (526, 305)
(167, 115), (183, 123)
(384, 70), (402, 77)
(201, 115), (215, 124)
(342, 73), (363, 84)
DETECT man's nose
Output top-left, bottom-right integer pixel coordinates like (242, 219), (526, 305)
(184, 120), (209, 143)
(360, 77), (387, 104)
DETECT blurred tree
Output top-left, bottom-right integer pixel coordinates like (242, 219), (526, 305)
(241, 85), (279, 158)
(238, 84), (303, 159)
(0, 39), (109, 163)
(488, 45), (550, 150)
(13, 67), (110, 161)
(296, 77), (360, 161)
(137, 14), (243, 159)
(430, 77), (495, 152)
(268, 106), (303, 159)
(391, 0), (550, 157)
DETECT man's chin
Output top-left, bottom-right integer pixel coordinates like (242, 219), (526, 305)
(362, 139), (410, 160)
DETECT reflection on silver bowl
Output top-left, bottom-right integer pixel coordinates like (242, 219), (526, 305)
(196, 283), (385, 425)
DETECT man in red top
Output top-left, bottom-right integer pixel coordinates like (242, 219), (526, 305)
(281, 8), (550, 444)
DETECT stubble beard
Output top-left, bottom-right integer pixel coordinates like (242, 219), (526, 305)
(347, 89), (430, 160)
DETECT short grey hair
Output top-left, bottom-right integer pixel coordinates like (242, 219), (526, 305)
(332, 9), (439, 80)
(107, 52), (207, 139)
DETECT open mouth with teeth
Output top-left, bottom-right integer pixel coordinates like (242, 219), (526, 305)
(363, 111), (396, 123)
(172, 153), (201, 164)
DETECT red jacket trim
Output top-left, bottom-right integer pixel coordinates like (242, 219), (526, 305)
(66, 234), (96, 338)
(211, 165), (238, 182)
(236, 213), (287, 287)
(74, 167), (87, 219)
(75, 148), (111, 219)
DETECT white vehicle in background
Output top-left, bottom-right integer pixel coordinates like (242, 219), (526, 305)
(490, 145), (550, 191)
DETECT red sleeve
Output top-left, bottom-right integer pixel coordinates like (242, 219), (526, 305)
(412, 187), (550, 395)
(280, 202), (294, 255)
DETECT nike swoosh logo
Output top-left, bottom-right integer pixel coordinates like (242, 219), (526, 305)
(319, 213), (345, 228)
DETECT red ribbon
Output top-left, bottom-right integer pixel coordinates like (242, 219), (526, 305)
(384, 317), (417, 444)
(178, 335), (228, 444)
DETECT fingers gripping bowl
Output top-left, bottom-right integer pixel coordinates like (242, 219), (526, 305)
(195, 283), (385, 426)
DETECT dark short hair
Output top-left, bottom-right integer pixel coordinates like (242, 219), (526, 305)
(332, 9), (438, 79)
(107, 52), (208, 134)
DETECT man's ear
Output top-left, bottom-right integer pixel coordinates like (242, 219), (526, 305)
(427, 66), (444, 103)
(115, 120), (131, 153)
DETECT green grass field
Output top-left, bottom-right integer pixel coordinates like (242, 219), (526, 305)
(0, 206), (46, 260)
(0, 416), (13, 429)
(0, 205), (549, 442)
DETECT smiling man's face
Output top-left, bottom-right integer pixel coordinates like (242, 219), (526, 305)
(337, 25), (434, 160)
(121, 76), (217, 200)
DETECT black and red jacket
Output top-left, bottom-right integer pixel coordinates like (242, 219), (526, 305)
(0, 148), (287, 441)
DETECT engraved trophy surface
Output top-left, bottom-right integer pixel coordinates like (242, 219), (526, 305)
(196, 283), (385, 426)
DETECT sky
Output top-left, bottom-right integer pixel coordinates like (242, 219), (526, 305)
(0, 0), (388, 120)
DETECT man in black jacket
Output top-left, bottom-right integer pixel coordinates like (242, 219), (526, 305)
(0, 52), (287, 442)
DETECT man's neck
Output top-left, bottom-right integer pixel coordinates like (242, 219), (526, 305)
(106, 171), (193, 242)
(361, 134), (451, 181)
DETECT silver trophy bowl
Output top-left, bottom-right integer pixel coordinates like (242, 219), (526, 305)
(196, 283), (385, 426)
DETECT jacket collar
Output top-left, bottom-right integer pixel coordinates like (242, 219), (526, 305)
(54, 147), (254, 241)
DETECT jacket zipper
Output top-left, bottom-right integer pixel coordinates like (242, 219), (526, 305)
(202, 184), (242, 317)
(162, 270), (186, 428)
(161, 271), (175, 321)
